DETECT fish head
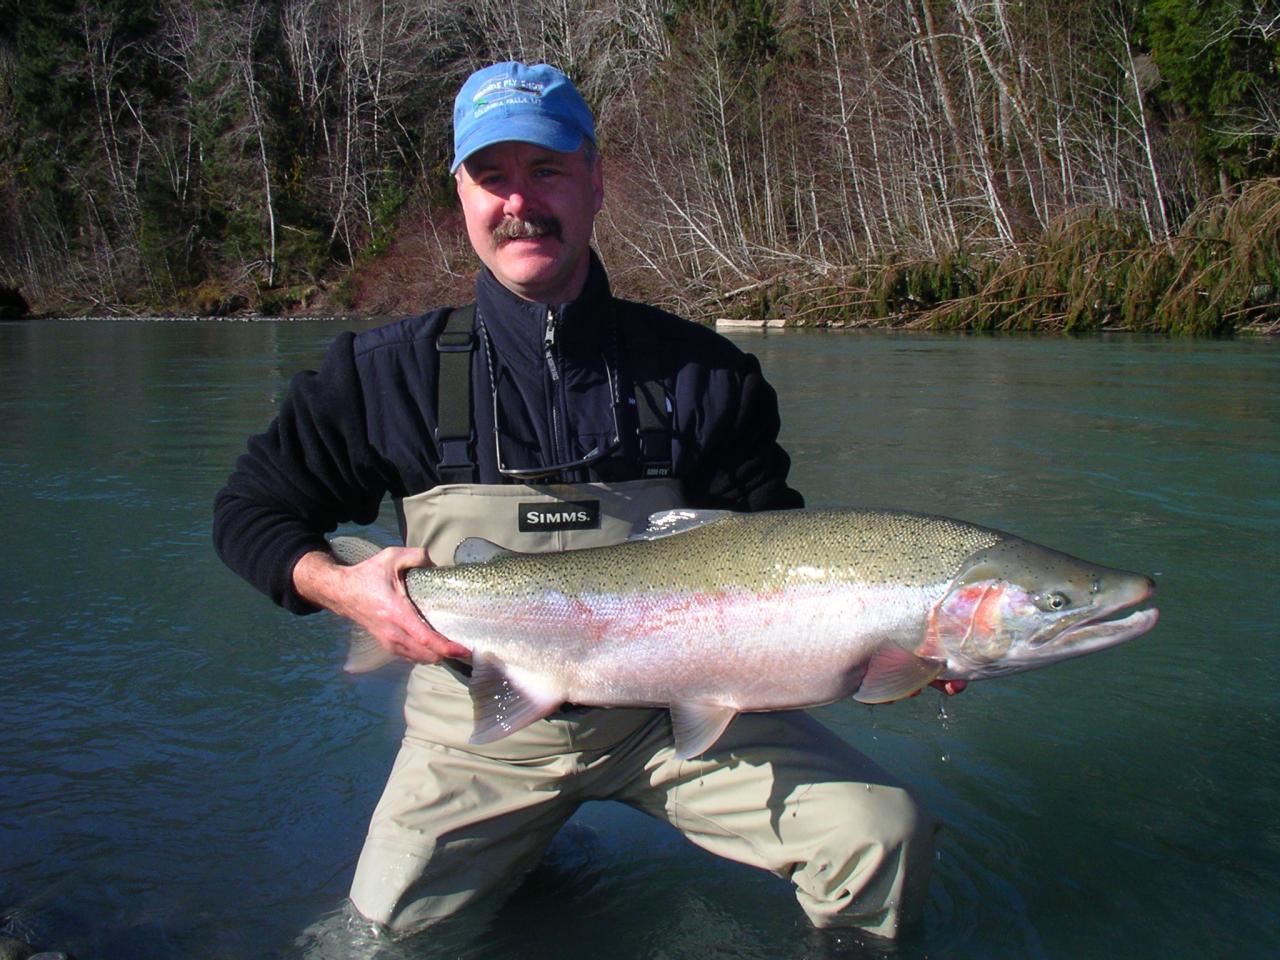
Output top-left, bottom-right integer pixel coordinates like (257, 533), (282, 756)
(924, 537), (1159, 680)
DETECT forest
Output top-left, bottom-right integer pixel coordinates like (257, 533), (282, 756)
(1, 0), (1277, 332)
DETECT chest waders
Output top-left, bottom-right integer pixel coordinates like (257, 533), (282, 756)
(347, 306), (935, 941)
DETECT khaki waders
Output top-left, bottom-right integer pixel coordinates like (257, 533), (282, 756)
(348, 481), (935, 938)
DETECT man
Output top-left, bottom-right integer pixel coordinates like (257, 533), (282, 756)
(214, 61), (944, 943)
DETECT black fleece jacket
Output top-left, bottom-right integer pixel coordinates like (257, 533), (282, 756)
(212, 254), (803, 613)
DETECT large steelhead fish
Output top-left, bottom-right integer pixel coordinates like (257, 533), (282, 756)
(332, 509), (1158, 760)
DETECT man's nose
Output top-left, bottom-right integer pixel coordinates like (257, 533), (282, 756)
(502, 178), (534, 218)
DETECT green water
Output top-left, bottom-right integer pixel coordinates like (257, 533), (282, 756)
(1, 320), (1276, 958)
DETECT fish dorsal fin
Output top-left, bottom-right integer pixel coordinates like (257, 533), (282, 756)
(454, 537), (516, 565)
(852, 646), (945, 704)
(468, 656), (562, 744)
(668, 702), (739, 760)
(630, 509), (736, 542)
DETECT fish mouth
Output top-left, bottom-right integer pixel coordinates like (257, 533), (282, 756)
(1031, 577), (1159, 654)
(1045, 606), (1160, 651)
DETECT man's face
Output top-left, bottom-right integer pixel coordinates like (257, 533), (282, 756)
(456, 140), (604, 305)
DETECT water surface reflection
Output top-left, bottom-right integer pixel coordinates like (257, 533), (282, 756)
(0, 321), (1276, 958)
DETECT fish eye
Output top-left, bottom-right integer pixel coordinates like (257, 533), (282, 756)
(1035, 591), (1071, 612)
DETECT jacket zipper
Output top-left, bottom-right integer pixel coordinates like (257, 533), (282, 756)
(543, 308), (565, 464)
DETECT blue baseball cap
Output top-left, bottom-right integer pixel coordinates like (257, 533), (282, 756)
(451, 62), (595, 173)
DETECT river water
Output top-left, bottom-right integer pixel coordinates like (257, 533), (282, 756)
(1, 320), (1276, 959)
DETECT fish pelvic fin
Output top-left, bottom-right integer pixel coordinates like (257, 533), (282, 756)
(468, 656), (562, 745)
(853, 645), (945, 704)
(669, 702), (739, 760)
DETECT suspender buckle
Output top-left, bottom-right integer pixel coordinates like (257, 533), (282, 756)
(631, 384), (674, 478)
(437, 330), (474, 352)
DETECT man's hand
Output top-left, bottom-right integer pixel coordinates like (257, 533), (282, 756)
(293, 546), (471, 665)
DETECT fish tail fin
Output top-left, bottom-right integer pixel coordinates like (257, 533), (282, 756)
(669, 702), (738, 760)
(468, 656), (562, 744)
(328, 535), (383, 565)
(327, 536), (398, 673)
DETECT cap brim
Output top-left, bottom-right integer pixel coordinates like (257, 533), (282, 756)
(451, 116), (587, 173)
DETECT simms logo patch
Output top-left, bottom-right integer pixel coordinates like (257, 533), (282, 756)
(518, 500), (601, 532)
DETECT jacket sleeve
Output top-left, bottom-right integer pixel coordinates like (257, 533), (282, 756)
(211, 332), (394, 613)
(683, 348), (805, 513)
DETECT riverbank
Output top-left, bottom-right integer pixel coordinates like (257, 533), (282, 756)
(11, 181), (1278, 336)
(719, 179), (1280, 336)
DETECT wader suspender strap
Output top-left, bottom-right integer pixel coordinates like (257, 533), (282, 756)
(634, 387), (673, 478)
(432, 301), (674, 481)
(620, 303), (674, 479)
(435, 304), (477, 484)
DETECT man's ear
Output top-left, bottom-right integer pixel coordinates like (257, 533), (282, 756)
(591, 156), (605, 215)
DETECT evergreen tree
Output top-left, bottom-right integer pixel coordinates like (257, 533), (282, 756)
(1143, 0), (1280, 184)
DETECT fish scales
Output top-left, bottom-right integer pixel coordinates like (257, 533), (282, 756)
(334, 508), (1157, 759)
(410, 510), (1003, 600)
(409, 511), (998, 714)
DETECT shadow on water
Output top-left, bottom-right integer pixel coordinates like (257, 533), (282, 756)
(1, 321), (1278, 958)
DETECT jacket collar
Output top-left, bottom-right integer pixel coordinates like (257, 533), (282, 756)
(473, 251), (613, 361)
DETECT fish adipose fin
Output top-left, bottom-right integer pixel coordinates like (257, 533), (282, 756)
(669, 702), (738, 760)
(469, 656), (562, 744)
(853, 646), (945, 703)
(631, 509), (736, 541)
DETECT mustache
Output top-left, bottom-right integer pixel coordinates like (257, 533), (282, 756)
(493, 215), (562, 244)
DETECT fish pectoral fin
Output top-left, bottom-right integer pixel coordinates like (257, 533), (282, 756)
(343, 627), (398, 674)
(630, 509), (735, 541)
(454, 537), (517, 565)
(669, 702), (738, 761)
(853, 646), (945, 704)
(468, 656), (562, 745)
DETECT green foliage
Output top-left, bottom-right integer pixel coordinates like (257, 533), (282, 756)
(668, 0), (779, 59)
(0, 0), (1275, 329)
(329, 274), (357, 310)
(366, 181), (411, 259)
(870, 251), (982, 322)
(1143, 0), (1280, 182)
(776, 180), (1280, 334)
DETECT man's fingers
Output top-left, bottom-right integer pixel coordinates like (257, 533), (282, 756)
(388, 591), (470, 660)
(391, 638), (443, 665)
(393, 635), (469, 665)
(383, 598), (470, 663)
(342, 546), (469, 664)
